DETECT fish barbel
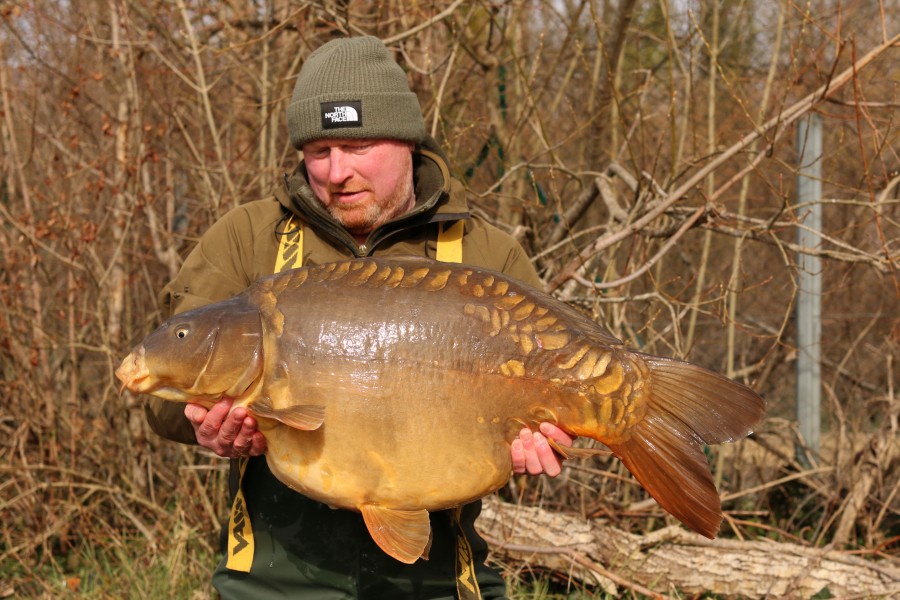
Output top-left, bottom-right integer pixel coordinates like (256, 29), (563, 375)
(116, 256), (765, 563)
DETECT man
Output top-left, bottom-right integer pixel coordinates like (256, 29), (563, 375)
(146, 36), (571, 599)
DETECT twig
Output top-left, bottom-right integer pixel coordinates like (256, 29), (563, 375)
(383, 0), (467, 45)
(548, 30), (900, 292)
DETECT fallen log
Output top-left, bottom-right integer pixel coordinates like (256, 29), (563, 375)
(478, 497), (900, 599)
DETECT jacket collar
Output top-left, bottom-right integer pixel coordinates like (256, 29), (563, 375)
(277, 135), (469, 255)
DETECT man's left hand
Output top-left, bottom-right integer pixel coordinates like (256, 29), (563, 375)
(510, 422), (573, 477)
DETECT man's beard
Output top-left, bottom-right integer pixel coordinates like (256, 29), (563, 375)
(327, 173), (415, 238)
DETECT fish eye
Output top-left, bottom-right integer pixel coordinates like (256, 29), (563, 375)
(174, 326), (190, 339)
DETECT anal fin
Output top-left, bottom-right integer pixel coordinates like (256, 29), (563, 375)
(247, 397), (325, 430)
(360, 504), (432, 564)
(607, 415), (722, 538)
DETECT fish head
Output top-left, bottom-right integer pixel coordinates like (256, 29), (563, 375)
(115, 297), (264, 404)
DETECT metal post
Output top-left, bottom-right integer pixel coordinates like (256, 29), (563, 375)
(796, 114), (822, 461)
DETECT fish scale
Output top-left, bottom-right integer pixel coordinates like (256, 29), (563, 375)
(447, 267), (650, 439)
(116, 255), (765, 565)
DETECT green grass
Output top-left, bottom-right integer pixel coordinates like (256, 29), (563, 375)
(3, 532), (217, 600)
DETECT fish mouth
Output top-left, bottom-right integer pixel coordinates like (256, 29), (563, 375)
(115, 347), (152, 394)
(116, 352), (198, 402)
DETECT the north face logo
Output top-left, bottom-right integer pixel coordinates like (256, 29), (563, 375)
(325, 106), (358, 122)
(321, 100), (362, 129)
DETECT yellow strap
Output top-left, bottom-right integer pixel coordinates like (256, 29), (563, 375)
(437, 221), (464, 263)
(225, 458), (255, 572)
(437, 227), (477, 597)
(274, 216), (304, 272)
(225, 219), (305, 573)
(454, 508), (482, 600)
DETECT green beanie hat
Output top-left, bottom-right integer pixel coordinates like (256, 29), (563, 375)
(287, 36), (427, 149)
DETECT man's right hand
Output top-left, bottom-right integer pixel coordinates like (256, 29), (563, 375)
(186, 398), (267, 458)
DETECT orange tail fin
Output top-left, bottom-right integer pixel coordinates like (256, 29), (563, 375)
(605, 355), (765, 538)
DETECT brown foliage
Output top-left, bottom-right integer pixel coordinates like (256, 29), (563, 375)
(1, 1), (898, 597)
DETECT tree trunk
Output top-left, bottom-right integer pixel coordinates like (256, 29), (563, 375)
(478, 497), (900, 599)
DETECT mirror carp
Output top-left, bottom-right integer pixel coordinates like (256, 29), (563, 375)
(116, 256), (765, 564)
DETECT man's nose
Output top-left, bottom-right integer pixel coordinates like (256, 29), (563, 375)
(327, 149), (353, 184)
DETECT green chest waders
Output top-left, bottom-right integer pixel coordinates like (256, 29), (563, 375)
(224, 218), (482, 600)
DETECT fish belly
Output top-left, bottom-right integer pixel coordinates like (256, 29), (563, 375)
(259, 357), (569, 512)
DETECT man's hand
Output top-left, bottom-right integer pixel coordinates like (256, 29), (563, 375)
(510, 422), (573, 477)
(186, 399), (267, 458)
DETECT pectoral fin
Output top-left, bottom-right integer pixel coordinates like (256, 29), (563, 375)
(360, 504), (432, 564)
(247, 397), (325, 430)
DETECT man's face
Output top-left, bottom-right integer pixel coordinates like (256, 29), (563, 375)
(302, 138), (415, 239)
